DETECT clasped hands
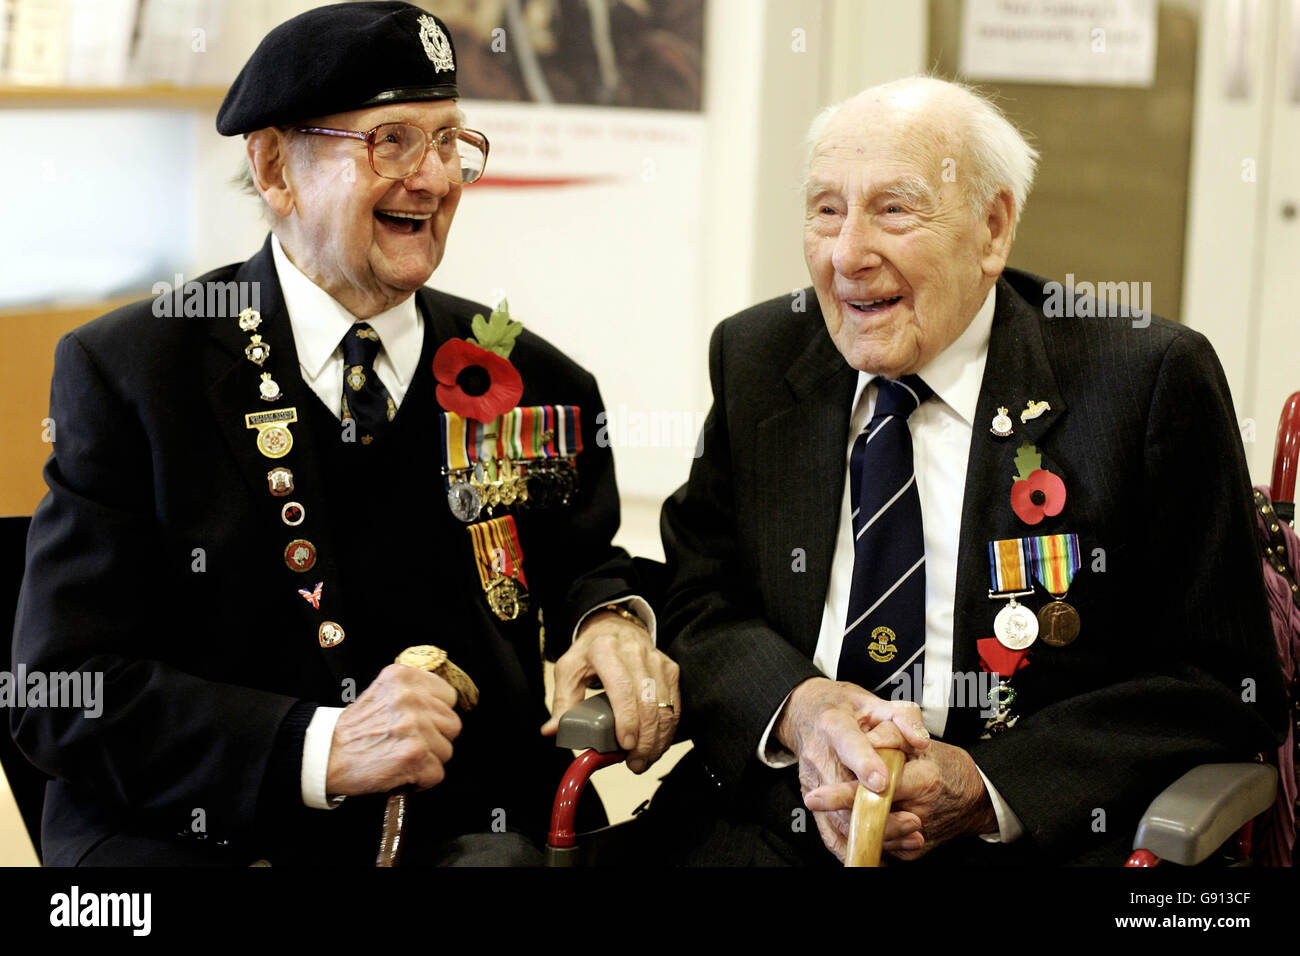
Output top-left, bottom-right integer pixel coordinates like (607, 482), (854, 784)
(776, 677), (997, 862)
(326, 607), (680, 796)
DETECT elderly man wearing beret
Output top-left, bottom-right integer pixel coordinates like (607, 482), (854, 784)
(12, 2), (678, 866)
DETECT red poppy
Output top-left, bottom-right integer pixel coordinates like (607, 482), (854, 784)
(433, 338), (523, 422)
(1010, 469), (1067, 525)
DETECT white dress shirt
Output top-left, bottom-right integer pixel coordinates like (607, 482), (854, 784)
(270, 236), (655, 809)
(756, 284), (1024, 843)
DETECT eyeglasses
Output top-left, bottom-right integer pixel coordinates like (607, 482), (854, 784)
(292, 123), (490, 184)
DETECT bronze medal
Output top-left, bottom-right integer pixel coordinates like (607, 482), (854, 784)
(1037, 600), (1081, 647)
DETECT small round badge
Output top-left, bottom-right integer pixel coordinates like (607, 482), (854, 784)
(257, 425), (293, 459)
(238, 307), (262, 332)
(994, 600), (1039, 650)
(281, 501), (305, 527)
(284, 538), (317, 573)
(267, 467), (294, 497)
(318, 621), (345, 648)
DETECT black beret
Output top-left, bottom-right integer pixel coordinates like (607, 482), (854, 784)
(217, 2), (459, 136)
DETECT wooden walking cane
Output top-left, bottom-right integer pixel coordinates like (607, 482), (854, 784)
(376, 645), (480, 867)
(844, 748), (905, 867)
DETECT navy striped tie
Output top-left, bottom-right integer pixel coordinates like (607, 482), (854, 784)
(837, 375), (933, 701)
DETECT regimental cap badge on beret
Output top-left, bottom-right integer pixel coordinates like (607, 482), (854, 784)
(217, 2), (459, 137)
(418, 14), (455, 72)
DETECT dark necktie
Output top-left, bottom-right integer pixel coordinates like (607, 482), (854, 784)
(837, 375), (933, 701)
(340, 322), (396, 443)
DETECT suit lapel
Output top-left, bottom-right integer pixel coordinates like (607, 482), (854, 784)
(947, 275), (1067, 739)
(203, 238), (357, 692)
(755, 312), (857, 656)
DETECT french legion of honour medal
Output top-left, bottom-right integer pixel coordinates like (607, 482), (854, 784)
(990, 406), (1014, 437)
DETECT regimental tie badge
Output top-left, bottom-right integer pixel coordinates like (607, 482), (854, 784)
(418, 14), (455, 71)
(245, 407), (298, 459)
(867, 625), (897, 663)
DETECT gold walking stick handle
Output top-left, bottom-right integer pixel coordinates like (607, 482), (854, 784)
(376, 646), (479, 867)
(844, 748), (905, 868)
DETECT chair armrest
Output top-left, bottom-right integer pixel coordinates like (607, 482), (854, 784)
(555, 693), (621, 753)
(1132, 763), (1277, 865)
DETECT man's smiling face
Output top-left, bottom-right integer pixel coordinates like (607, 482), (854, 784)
(803, 92), (1000, 378)
(276, 99), (463, 317)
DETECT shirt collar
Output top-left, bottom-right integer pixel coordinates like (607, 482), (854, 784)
(270, 234), (421, 388)
(851, 283), (996, 424)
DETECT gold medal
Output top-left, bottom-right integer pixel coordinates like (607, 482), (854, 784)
(1037, 600), (1081, 647)
(467, 516), (529, 621)
(245, 407), (298, 459)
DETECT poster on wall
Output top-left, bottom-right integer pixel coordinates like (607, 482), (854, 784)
(425, 0), (709, 503)
(959, 0), (1157, 87)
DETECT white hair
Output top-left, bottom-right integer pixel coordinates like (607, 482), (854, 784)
(804, 76), (1039, 230)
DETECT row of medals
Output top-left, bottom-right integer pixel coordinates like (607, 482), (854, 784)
(239, 308), (345, 650)
(445, 457), (579, 524)
(993, 594), (1081, 652)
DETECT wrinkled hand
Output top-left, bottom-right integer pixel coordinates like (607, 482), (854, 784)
(879, 740), (997, 861)
(541, 610), (681, 773)
(325, 663), (462, 796)
(777, 677), (930, 861)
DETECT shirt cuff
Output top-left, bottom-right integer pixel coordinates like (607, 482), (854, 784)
(757, 690), (798, 768)
(302, 706), (347, 810)
(974, 765), (1024, 843)
(572, 595), (657, 646)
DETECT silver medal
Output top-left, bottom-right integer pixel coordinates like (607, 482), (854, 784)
(447, 481), (483, 523)
(994, 598), (1039, 650)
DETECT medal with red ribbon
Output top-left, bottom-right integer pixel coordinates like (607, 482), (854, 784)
(468, 515), (529, 621)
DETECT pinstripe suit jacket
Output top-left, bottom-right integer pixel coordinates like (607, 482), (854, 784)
(660, 267), (1288, 862)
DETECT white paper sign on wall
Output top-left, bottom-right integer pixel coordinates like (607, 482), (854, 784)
(960, 0), (1158, 87)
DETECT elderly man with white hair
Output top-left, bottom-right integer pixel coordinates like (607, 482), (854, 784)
(657, 76), (1286, 865)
